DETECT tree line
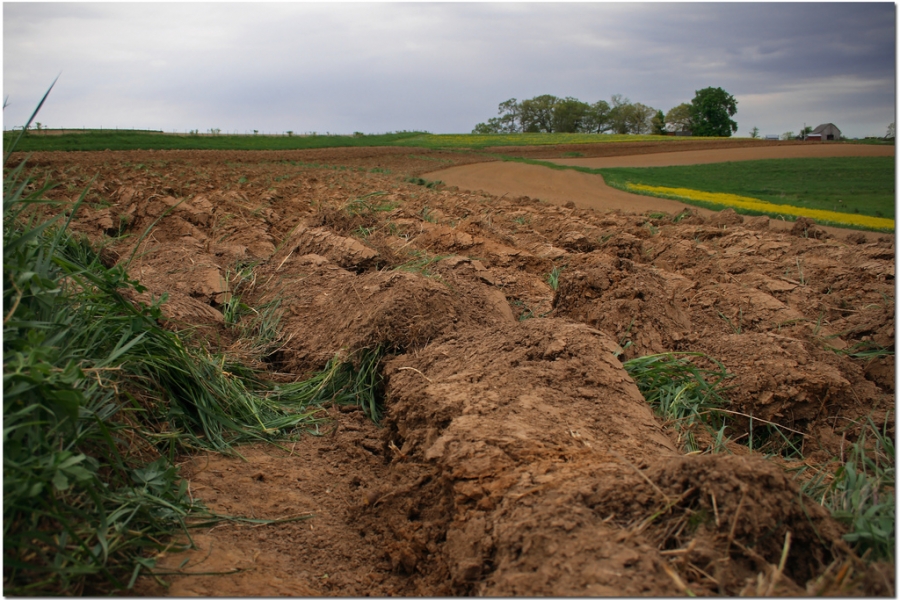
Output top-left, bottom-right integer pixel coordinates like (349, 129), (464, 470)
(472, 87), (737, 137)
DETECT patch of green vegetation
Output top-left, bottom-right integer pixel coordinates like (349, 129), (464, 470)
(623, 352), (728, 453)
(796, 415), (894, 561)
(3, 130), (430, 152)
(4, 130), (728, 153)
(598, 157), (895, 221)
(393, 250), (451, 278)
(546, 266), (565, 291)
(420, 206), (438, 223)
(405, 176), (443, 188)
(344, 191), (396, 216)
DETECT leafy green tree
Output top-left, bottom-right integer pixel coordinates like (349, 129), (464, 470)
(472, 98), (521, 134)
(519, 95), (559, 132)
(799, 125), (813, 140)
(472, 120), (501, 134)
(782, 131), (795, 140)
(665, 103), (693, 132)
(496, 98), (521, 133)
(651, 110), (667, 135)
(608, 95), (632, 134)
(583, 100), (612, 133)
(750, 126), (760, 139)
(886, 122), (895, 139)
(551, 97), (591, 133)
(626, 103), (656, 134)
(689, 87), (738, 137)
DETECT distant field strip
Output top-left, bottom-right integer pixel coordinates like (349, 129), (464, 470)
(396, 133), (693, 149)
(625, 183), (896, 230)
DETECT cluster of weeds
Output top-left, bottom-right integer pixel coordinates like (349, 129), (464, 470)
(623, 352), (729, 452)
(796, 415), (894, 562)
(831, 340), (894, 360)
(393, 250), (450, 279)
(221, 261), (257, 325)
(343, 191), (396, 216)
(354, 225), (375, 239)
(512, 299), (548, 321)
(673, 209), (693, 223)
(717, 308), (744, 334)
(420, 206), (438, 223)
(270, 347), (385, 422)
(545, 265), (565, 291)
(405, 176), (442, 188)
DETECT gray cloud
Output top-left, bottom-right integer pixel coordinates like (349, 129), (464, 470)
(3, 2), (895, 138)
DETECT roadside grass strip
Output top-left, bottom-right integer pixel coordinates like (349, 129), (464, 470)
(625, 183), (895, 231)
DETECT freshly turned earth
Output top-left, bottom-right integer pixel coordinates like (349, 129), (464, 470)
(14, 140), (894, 596)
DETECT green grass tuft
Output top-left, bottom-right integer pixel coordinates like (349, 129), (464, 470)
(623, 352), (729, 452)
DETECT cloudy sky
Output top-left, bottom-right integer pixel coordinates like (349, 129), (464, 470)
(3, 2), (896, 138)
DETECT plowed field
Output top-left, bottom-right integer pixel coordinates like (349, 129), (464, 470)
(13, 141), (894, 596)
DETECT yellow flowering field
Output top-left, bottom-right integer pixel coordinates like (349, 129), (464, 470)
(625, 183), (895, 231)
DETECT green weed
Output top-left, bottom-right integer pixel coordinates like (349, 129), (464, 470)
(718, 308), (744, 334)
(393, 250), (450, 278)
(546, 266), (565, 291)
(420, 206), (438, 223)
(405, 177), (443, 189)
(797, 415), (895, 561)
(344, 191), (396, 216)
(623, 352), (729, 452)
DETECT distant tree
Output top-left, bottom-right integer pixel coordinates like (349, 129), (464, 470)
(750, 126), (760, 139)
(886, 122), (895, 139)
(689, 87), (738, 137)
(651, 110), (667, 135)
(551, 97), (591, 133)
(519, 95), (559, 132)
(472, 98), (521, 134)
(608, 95), (632, 134)
(625, 103), (656, 134)
(472, 120), (502, 134)
(583, 100), (612, 133)
(496, 98), (521, 133)
(799, 125), (813, 140)
(782, 131), (795, 140)
(665, 103), (693, 132)
(286, 131), (293, 137)
(34, 122), (42, 131)
(253, 130), (259, 135)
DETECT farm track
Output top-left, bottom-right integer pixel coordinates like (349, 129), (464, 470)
(13, 141), (894, 596)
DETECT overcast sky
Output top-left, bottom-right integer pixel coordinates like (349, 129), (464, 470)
(3, 2), (896, 138)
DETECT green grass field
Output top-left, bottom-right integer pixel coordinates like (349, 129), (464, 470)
(597, 157), (895, 220)
(4, 130), (720, 152)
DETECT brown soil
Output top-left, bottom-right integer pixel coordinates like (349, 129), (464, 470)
(13, 141), (894, 596)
